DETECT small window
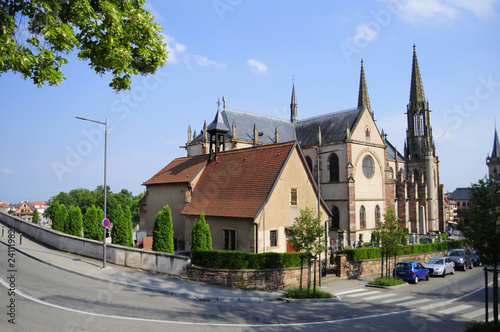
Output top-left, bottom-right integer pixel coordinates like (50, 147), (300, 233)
(290, 188), (298, 206)
(223, 229), (236, 250)
(365, 128), (370, 138)
(331, 205), (340, 230)
(375, 205), (380, 227)
(270, 230), (277, 247)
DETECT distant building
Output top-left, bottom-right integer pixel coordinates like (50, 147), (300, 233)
(448, 188), (471, 224)
(486, 126), (500, 183)
(13, 201), (36, 222)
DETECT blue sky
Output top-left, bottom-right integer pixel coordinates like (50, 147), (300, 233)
(1, 0), (499, 203)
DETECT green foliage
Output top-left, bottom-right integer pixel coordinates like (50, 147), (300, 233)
(463, 321), (500, 332)
(192, 250), (303, 270)
(52, 201), (67, 232)
(123, 206), (134, 247)
(337, 239), (469, 261)
(83, 205), (103, 241)
(460, 179), (500, 268)
(368, 277), (406, 287)
(283, 287), (334, 299)
(32, 209), (39, 224)
(152, 205), (174, 253)
(288, 207), (326, 256)
(111, 204), (133, 247)
(0, 0), (167, 91)
(66, 205), (83, 237)
(191, 212), (212, 251)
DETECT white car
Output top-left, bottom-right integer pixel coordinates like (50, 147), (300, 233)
(424, 257), (455, 277)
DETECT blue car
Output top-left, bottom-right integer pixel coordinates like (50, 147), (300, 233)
(395, 261), (429, 284)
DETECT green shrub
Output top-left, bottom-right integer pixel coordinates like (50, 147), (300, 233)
(369, 277), (406, 287)
(283, 287), (334, 299)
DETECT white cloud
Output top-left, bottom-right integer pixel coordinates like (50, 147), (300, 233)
(390, 0), (497, 24)
(193, 55), (226, 69)
(0, 168), (14, 174)
(163, 34), (187, 64)
(247, 59), (268, 74)
(347, 23), (378, 45)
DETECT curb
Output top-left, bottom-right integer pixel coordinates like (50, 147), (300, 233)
(365, 283), (409, 289)
(278, 297), (341, 303)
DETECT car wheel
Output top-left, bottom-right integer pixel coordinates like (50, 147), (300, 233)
(414, 276), (419, 284)
(463, 265), (467, 271)
(426, 273), (429, 281)
(469, 262), (473, 269)
(441, 271), (446, 278)
(451, 267), (455, 275)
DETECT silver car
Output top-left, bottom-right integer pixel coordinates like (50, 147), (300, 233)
(424, 257), (455, 277)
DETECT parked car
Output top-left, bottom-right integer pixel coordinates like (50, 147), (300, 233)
(424, 257), (455, 277)
(447, 249), (473, 271)
(471, 249), (481, 266)
(395, 261), (429, 284)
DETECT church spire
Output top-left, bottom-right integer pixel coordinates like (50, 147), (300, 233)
(410, 44), (426, 105)
(492, 127), (500, 158)
(290, 83), (298, 124)
(357, 59), (372, 116)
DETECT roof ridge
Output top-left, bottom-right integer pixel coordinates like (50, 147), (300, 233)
(297, 107), (359, 123)
(224, 108), (292, 124)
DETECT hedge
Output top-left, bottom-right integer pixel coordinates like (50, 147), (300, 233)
(337, 239), (469, 261)
(191, 250), (305, 270)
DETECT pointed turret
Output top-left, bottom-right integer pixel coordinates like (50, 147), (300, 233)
(207, 108), (230, 160)
(492, 127), (500, 158)
(290, 84), (298, 124)
(357, 59), (372, 116)
(409, 44), (426, 106)
(487, 126), (500, 182)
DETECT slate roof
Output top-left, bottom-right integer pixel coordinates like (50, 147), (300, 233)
(181, 142), (296, 219)
(448, 187), (471, 201)
(192, 108), (296, 145)
(143, 154), (208, 185)
(295, 108), (363, 147)
(385, 138), (404, 161)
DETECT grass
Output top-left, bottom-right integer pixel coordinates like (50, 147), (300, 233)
(463, 321), (500, 332)
(283, 287), (334, 299)
(368, 276), (406, 287)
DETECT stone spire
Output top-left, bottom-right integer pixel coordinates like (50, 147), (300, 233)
(492, 127), (500, 158)
(290, 83), (298, 124)
(409, 44), (426, 106)
(357, 59), (372, 116)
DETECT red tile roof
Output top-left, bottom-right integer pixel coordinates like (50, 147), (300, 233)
(143, 154), (208, 185)
(181, 141), (296, 219)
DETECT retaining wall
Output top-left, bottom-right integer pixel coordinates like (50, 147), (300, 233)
(0, 211), (189, 276)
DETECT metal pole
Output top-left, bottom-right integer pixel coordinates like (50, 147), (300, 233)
(485, 267), (489, 323)
(317, 147), (322, 287)
(103, 118), (107, 269)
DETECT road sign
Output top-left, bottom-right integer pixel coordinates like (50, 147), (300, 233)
(103, 218), (110, 228)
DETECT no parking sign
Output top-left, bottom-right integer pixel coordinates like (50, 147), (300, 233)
(102, 218), (110, 228)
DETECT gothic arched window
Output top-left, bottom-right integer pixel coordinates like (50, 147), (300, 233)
(375, 205), (381, 227)
(360, 205), (366, 229)
(329, 153), (339, 182)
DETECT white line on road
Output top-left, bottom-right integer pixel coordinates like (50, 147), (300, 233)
(438, 304), (472, 315)
(345, 291), (381, 298)
(364, 293), (397, 301)
(334, 288), (367, 295)
(396, 298), (432, 306)
(462, 308), (493, 320)
(381, 296), (413, 304)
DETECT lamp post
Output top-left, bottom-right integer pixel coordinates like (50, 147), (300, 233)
(316, 147), (343, 286)
(76, 116), (107, 269)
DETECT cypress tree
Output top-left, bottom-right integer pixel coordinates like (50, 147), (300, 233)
(111, 204), (125, 246)
(52, 202), (68, 233)
(67, 205), (83, 237)
(152, 205), (174, 253)
(192, 212), (212, 251)
(123, 205), (134, 247)
(84, 205), (101, 240)
(32, 209), (39, 224)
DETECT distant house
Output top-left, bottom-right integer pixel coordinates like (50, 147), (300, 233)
(0, 202), (9, 213)
(32, 200), (49, 224)
(140, 141), (331, 253)
(13, 201), (36, 222)
(448, 188), (471, 224)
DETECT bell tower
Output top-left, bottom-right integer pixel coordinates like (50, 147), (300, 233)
(404, 45), (440, 233)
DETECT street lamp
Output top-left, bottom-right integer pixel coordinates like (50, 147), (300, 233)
(316, 146), (343, 286)
(76, 116), (108, 269)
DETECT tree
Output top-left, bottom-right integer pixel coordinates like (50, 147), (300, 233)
(52, 201), (67, 232)
(288, 207), (326, 293)
(191, 212), (212, 251)
(111, 204), (132, 247)
(83, 205), (102, 241)
(460, 178), (500, 326)
(379, 205), (403, 278)
(1, 0), (167, 91)
(66, 205), (83, 237)
(152, 205), (174, 254)
(123, 205), (134, 247)
(32, 209), (39, 224)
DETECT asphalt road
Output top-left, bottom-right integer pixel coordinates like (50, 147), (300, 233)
(0, 240), (497, 332)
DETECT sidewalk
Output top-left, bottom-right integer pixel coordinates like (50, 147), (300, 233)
(0, 223), (371, 301)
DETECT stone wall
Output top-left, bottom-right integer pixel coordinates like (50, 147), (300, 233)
(188, 263), (320, 291)
(0, 211), (190, 276)
(335, 249), (452, 279)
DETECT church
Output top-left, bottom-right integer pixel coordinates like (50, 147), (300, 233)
(140, 46), (445, 252)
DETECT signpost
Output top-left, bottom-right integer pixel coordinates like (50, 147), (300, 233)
(103, 218), (110, 228)
(102, 218), (109, 268)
